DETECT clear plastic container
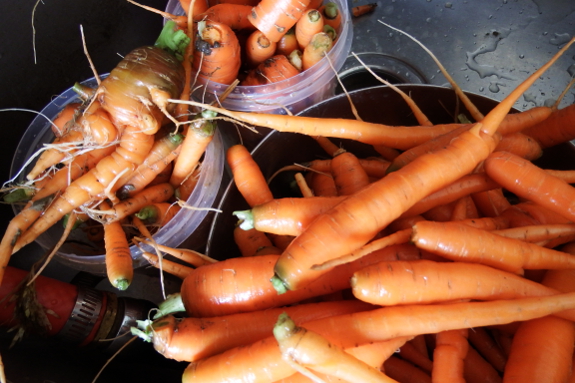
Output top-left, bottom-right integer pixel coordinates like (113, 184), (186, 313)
(165, 0), (353, 114)
(9, 76), (225, 275)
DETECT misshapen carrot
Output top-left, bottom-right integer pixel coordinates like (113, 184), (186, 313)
(247, 0), (311, 43)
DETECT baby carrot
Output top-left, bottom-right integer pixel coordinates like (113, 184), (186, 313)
(227, 144), (274, 207)
(295, 9), (324, 49)
(318, 2), (341, 30)
(140, 249), (195, 280)
(352, 3), (377, 17)
(100, 200), (133, 290)
(244, 29), (277, 68)
(273, 313), (397, 383)
(275, 27), (298, 56)
(302, 31), (333, 70)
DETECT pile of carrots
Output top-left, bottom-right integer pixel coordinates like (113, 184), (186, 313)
(126, 34), (575, 383)
(172, 0), (345, 87)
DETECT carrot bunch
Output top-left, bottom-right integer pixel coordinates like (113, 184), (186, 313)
(127, 35), (575, 382)
(180, 0), (345, 88)
(0, 21), (219, 291)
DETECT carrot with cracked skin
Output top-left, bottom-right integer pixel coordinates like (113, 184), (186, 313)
(192, 20), (241, 85)
(247, 0), (311, 43)
(273, 313), (398, 383)
(100, 200), (133, 291)
(484, 150), (575, 223)
(132, 299), (372, 362)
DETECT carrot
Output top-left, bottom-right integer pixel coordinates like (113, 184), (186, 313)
(383, 356), (431, 383)
(140, 249), (195, 279)
(431, 329), (468, 383)
(494, 132), (542, 161)
(169, 110), (216, 187)
(241, 54), (301, 86)
(179, 0), (209, 16)
(350, 259), (563, 307)
(503, 316), (575, 383)
(544, 168), (575, 184)
(293, 172), (313, 197)
(245, 29), (278, 68)
(301, 32), (333, 70)
(134, 237), (217, 267)
(309, 171), (338, 196)
(227, 144), (274, 207)
(134, 202), (181, 226)
(194, 3), (254, 30)
(450, 195), (478, 221)
(100, 182), (175, 224)
(352, 3), (377, 17)
(116, 132), (183, 199)
(275, 27), (298, 56)
(484, 151), (575, 223)
(397, 341), (433, 373)
(273, 313), (397, 383)
(494, 223), (575, 247)
(100, 200), (133, 290)
(411, 221), (575, 274)
(247, 0), (311, 43)
(331, 149), (371, 196)
(522, 103), (575, 148)
(471, 188), (512, 218)
(234, 226), (280, 256)
(312, 135), (340, 156)
(295, 9), (324, 49)
(318, 2), (341, 30)
(132, 299), (372, 362)
(157, 246), (414, 318)
(233, 195), (346, 236)
(467, 327), (507, 373)
(174, 164), (200, 201)
(192, 20), (241, 85)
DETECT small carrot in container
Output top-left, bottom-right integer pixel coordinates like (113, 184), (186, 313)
(192, 20), (241, 85)
(194, 3), (255, 31)
(241, 54), (301, 86)
(100, 200), (133, 291)
(295, 9), (325, 49)
(244, 29), (277, 68)
(135, 202), (181, 227)
(275, 27), (298, 56)
(352, 3), (377, 17)
(318, 2), (341, 30)
(247, 0), (311, 43)
(273, 313), (397, 383)
(179, 0), (209, 16)
(140, 248), (195, 280)
(302, 31), (333, 70)
(174, 165), (200, 201)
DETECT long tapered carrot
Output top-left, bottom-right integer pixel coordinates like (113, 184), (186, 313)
(140, 249), (195, 280)
(411, 220), (575, 274)
(484, 150), (575, 223)
(134, 299), (372, 362)
(273, 313), (398, 383)
(100, 200), (133, 290)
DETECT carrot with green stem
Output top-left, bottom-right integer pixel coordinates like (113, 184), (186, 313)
(295, 9), (324, 49)
(273, 313), (398, 383)
(135, 202), (181, 227)
(100, 200), (133, 291)
(318, 2), (341, 31)
(132, 299), (372, 362)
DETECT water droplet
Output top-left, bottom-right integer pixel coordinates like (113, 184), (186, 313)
(550, 33), (572, 46)
(519, 54), (525, 59)
(445, 2), (452, 8)
(479, 87), (485, 92)
(489, 82), (500, 93)
(426, 17), (431, 22)
(488, 14), (493, 19)
(523, 92), (537, 105)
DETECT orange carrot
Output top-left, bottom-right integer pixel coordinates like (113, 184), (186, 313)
(450, 195), (478, 221)
(301, 31), (333, 70)
(309, 171), (338, 196)
(48, 101), (82, 137)
(397, 341), (433, 373)
(466, 327), (507, 373)
(463, 346), (503, 383)
(245, 29), (278, 68)
(135, 202), (181, 226)
(522, 103), (575, 148)
(233, 196), (346, 236)
(318, 2), (341, 30)
(134, 238), (217, 267)
(273, 313), (397, 383)
(194, 3), (254, 30)
(494, 223), (575, 247)
(293, 172), (313, 197)
(140, 249), (195, 280)
(241, 54), (301, 86)
(484, 151), (575, 223)
(431, 329), (468, 383)
(275, 27), (298, 56)
(350, 259), (564, 307)
(544, 168), (575, 184)
(100, 200), (133, 290)
(295, 9), (325, 49)
(169, 110), (216, 187)
(471, 188), (511, 218)
(494, 132), (542, 161)
(134, 299), (372, 362)
(234, 225), (279, 257)
(179, 0), (209, 16)
(227, 144), (274, 207)
(352, 3), (377, 17)
(192, 20), (241, 85)
(247, 0), (311, 43)
(331, 149), (371, 196)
